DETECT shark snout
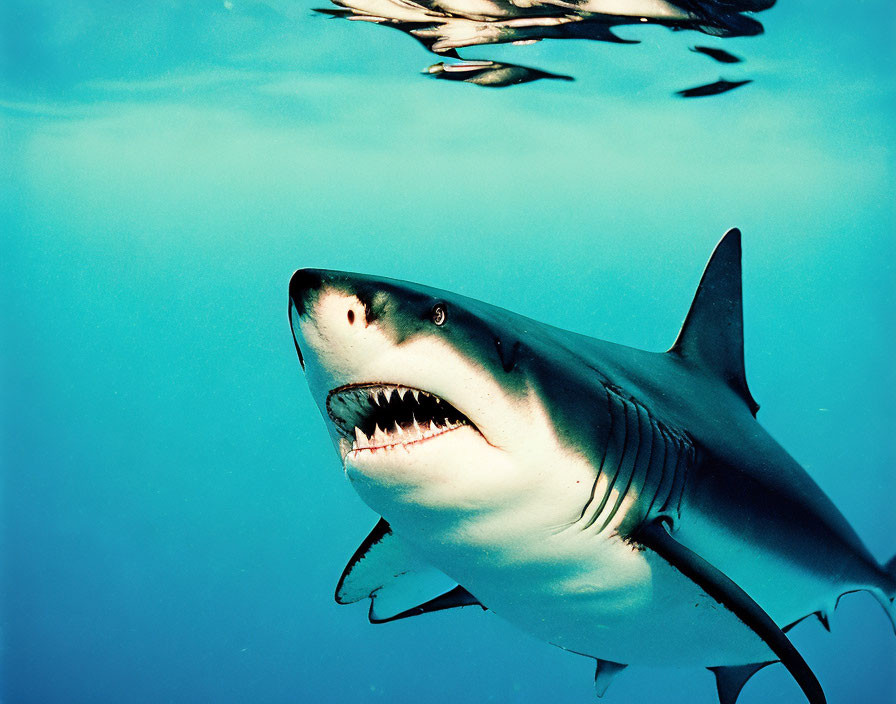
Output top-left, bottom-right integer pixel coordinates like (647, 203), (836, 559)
(289, 269), (373, 326)
(288, 268), (326, 369)
(289, 268), (326, 319)
(288, 268), (384, 377)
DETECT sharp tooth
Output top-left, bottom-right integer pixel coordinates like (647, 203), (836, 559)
(411, 415), (422, 440)
(428, 420), (438, 435)
(370, 390), (380, 406)
(393, 421), (403, 437)
(379, 389), (388, 405)
(373, 424), (387, 445)
(411, 389), (420, 403)
(354, 427), (368, 449)
(397, 387), (407, 401)
(444, 417), (452, 428)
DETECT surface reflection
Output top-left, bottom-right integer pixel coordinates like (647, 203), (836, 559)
(315, 0), (773, 92)
(425, 60), (574, 86)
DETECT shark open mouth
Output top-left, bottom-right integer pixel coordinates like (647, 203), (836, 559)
(326, 383), (476, 454)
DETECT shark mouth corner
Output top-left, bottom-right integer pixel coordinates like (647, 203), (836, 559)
(326, 383), (478, 456)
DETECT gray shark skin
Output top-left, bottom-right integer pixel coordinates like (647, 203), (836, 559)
(288, 229), (896, 704)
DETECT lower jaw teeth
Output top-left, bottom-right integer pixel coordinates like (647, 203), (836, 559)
(349, 420), (459, 453)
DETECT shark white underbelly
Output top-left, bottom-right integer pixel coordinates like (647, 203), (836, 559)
(397, 514), (773, 667)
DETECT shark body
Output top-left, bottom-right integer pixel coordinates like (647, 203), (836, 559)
(288, 230), (896, 703)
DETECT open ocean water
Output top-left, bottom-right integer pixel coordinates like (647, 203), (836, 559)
(2, 1), (895, 703)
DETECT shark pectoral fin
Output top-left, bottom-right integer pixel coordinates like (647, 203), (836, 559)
(369, 585), (484, 624)
(336, 518), (459, 621)
(667, 228), (759, 416)
(593, 659), (627, 698)
(335, 518), (392, 605)
(708, 661), (775, 704)
(635, 520), (826, 704)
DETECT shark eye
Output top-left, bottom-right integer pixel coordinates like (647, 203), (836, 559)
(431, 303), (447, 326)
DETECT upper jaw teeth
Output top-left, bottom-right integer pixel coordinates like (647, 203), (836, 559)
(326, 383), (467, 456)
(329, 384), (445, 420)
(371, 387), (399, 406)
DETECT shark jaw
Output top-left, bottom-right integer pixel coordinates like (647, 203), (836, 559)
(326, 383), (481, 461)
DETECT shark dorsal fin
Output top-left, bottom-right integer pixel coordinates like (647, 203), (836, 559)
(668, 228), (759, 416)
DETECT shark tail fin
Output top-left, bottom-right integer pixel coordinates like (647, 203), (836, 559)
(668, 228), (760, 416)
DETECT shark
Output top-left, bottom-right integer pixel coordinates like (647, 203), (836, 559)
(287, 229), (896, 704)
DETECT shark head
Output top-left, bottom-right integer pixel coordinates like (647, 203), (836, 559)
(288, 268), (597, 532)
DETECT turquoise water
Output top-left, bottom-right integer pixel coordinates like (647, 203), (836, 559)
(2, 2), (895, 703)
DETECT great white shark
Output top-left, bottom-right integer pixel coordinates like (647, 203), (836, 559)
(287, 229), (896, 704)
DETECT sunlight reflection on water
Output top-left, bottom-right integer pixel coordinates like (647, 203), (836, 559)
(314, 0), (773, 89)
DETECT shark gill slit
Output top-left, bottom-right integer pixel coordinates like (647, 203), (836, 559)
(582, 388), (630, 531)
(659, 429), (693, 521)
(645, 425), (675, 520)
(577, 387), (615, 523)
(631, 402), (657, 520)
(582, 387), (692, 534)
(638, 410), (666, 521)
(597, 397), (645, 534)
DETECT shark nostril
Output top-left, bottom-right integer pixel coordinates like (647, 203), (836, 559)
(347, 309), (355, 325)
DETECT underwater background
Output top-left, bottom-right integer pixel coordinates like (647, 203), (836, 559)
(2, 1), (894, 702)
